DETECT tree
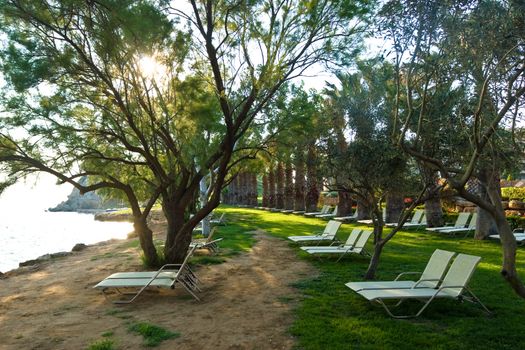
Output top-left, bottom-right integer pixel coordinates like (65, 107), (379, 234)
(382, 0), (525, 296)
(0, 0), (371, 263)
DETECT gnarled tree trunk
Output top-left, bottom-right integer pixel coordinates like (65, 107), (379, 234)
(385, 191), (404, 224)
(476, 168), (500, 239)
(337, 191), (353, 216)
(133, 217), (159, 267)
(423, 169), (444, 227)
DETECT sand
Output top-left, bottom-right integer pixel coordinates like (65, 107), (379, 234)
(0, 225), (315, 349)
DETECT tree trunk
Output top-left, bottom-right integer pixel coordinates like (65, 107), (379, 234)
(268, 165), (276, 207)
(357, 199), (371, 220)
(262, 174), (269, 207)
(134, 217), (159, 267)
(385, 192), (404, 224)
(364, 237), (385, 280)
(425, 195), (444, 227)
(250, 173), (258, 206)
(163, 200), (192, 264)
(305, 144), (320, 212)
(337, 191), (353, 216)
(275, 162), (285, 209)
(294, 151), (306, 211)
(423, 169), (444, 227)
(476, 167), (499, 239)
(284, 161), (294, 210)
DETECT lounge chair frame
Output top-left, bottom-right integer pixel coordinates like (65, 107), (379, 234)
(95, 246), (200, 304)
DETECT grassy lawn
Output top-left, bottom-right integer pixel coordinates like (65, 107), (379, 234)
(212, 206), (525, 350)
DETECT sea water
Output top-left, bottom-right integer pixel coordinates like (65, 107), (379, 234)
(0, 174), (133, 273)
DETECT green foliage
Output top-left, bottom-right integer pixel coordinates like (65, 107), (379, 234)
(501, 187), (525, 201)
(128, 322), (180, 347)
(86, 339), (114, 350)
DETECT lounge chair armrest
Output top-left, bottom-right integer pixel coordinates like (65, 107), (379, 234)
(512, 228), (524, 234)
(394, 272), (421, 281)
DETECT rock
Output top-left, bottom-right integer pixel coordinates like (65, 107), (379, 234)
(49, 176), (125, 212)
(72, 243), (87, 252)
(502, 201), (509, 209)
(19, 251), (71, 267)
(509, 200), (525, 210)
(0, 271), (4, 279)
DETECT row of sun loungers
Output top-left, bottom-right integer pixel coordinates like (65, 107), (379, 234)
(286, 220), (489, 318)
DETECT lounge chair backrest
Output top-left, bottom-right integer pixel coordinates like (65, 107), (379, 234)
(440, 253), (481, 297)
(410, 210), (424, 224)
(455, 212), (470, 227)
(419, 214), (427, 225)
(353, 230), (373, 251)
(323, 220), (342, 237)
(206, 227), (217, 243)
(170, 245), (198, 287)
(344, 228), (362, 247)
(331, 206), (338, 214)
(321, 205), (330, 214)
(468, 213), (477, 229)
(419, 249), (456, 288)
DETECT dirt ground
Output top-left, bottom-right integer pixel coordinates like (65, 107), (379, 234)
(0, 225), (315, 349)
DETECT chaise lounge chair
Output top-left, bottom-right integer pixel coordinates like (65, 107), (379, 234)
(439, 213), (477, 237)
(489, 228), (525, 245)
(345, 249), (456, 292)
(287, 220), (342, 244)
(350, 253), (490, 318)
(316, 206), (338, 219)
(190, 227), (223, 254)
(210, 213), (226, 225)
(334, 209), (358, 222)
(93, 246), (200, 304)
(386, 210), (426, 229)
(301, 229), (373, 262)
(357, 208), (387, 225)
(304, 205), (330, 217)
(426, 212), (470, 232)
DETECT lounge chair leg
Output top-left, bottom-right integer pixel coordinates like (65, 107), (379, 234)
(462, 288), (491, 315)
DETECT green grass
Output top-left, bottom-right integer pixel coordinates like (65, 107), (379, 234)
(128, 322), (180, 347)
(86, 339), (115, 350)
(217, 206), (525, 350)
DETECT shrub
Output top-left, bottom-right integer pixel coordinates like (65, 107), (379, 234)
(501, 187), (525, 201)
(87, 339), (114, 350)
(128, 322), (180, 347)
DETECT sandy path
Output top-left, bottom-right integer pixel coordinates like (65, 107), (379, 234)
(0, 230), (315, 349)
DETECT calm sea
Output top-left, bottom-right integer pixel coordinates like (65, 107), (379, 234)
(0, 175), (133, 273)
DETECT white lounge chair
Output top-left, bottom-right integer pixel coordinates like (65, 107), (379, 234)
(210, 213), (226, 225)
(489, 229), (525, 245)
(426, 212), (470, 232)
(190, 227), (223, 254)
(352, 253), (490, 318)
(93, 246), (200, 304)
(287, 220), (342, 244)
(334, 209), (358, 222)
(301, 229), (373, 262)
(316, 206), (338, 219)
(345, 249), (456, 292)
(304, 205), (330, 217)
(439, 213), (477, 237)
(386, 210), (425, 229)
(357, 208), (386, 225)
